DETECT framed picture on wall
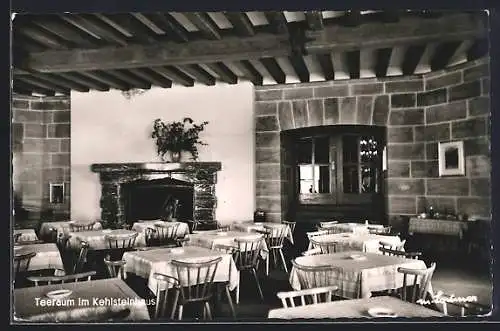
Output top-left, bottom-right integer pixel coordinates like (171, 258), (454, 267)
(438, 141), (465, 176)
(49, 183), (65, 204)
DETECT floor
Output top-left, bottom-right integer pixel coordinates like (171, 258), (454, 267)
(122, 222), (493, 321)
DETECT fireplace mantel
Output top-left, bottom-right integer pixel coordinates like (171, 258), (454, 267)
(91, 162), (222, 228)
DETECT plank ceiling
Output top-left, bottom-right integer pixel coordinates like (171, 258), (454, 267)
(11, 10), (489, 96)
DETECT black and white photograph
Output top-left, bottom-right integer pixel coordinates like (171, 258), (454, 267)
(10, 9), (493, 323)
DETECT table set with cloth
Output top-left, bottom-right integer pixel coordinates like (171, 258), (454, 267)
(13, 278), (150, 322)
(38, 221), (103, 240)
(268, 295), (444, 319)
(289, 251), (431, 299)
(321, 223), (385, 235)
(131, 220), (190, 246)
(408, 217), (470, 239)
(14, 229), (39, 242)
(232, 222), (294, 244)
(14, 243), (65, 273)
(308, 233), (402, 253)
(187, 230), (269, 259)
(122, 245), (240, 293)
(67, 229), (139, 250)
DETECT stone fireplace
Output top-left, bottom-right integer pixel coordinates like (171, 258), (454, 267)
(91, 162), (221, 228)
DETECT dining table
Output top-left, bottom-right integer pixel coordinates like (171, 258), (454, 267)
(38, 221), (102, 240)
(131, 220), (190, 246)
(308, 232), (402, 253)
(13, 278), (151, 322)
(267, 295), (445, 319)
(289, 251), (431, 299)
(67, 229), (139, 250)
(14, 229), (39, 242)
(123, 245), (240, 293)
(232, 222), (294, 244)
(320, 222), (385, 235)
(14, 243), (65, 273)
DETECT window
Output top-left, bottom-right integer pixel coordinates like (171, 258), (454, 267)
(343, 135), (382, 193)
(297, 137), (330, 194)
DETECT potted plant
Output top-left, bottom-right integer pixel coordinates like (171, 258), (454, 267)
(151, 117), (209, 162)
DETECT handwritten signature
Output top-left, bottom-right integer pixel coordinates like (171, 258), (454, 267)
(417, 290), (478, 305)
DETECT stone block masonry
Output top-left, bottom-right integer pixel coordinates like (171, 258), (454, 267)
(254, 57), (491, 225)
(12, 94), (71, 223)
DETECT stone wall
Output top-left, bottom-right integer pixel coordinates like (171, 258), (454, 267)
(12, 94), (71, 224)
(254, 57), (490, 224)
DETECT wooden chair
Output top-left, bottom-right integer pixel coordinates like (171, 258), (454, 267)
(291, 259), (349, 297)
(105, 232), (138, 259)
(153, 223), (181, 247)
(257, 224), (289, 274)
(69, 222), (96, 232)
(152, 272), (179, 320)
(281, 221), (296, 235)
(13, 251), (37, 287)
(277, 285), (339, 308)
(170, 257), (222, 320)
(397, 262), (437, 304)
(319, 220), (338, 228)
(188, 220), (219, 233)
(379, 247), (422, 259)
(306, 230), (329, 240)
(104, 255), (126, 279)
(13, 232), (22, 243)
(309, 238), (337, 254)
(369, 226), (392, 235)
(27, 270), (97, 286)
(235, 236), (265, 304)
(217, 224), (231, 232)
(379, 239), (406, 251)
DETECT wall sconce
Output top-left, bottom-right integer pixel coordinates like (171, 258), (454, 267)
(49, 183), (65, 204)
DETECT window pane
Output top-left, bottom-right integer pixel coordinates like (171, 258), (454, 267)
(316, 166), (330, 193)
(343, 165), (359, 193)
(342, 136), (358, 163)
(300, 180), (314, 194)
(296, 138), (312, 163)
(361, 165), (377, 193)
(298, 165), (313, 180)
(314, 137), (330, 163)
(360, 136), (379, 163)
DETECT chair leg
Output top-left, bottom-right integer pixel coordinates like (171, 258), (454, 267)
(236, 282), (240, 304)
(170, 289), (179, 319)
(251, 268), (264, 300)
(266, 254), (269, 276)
(205, 302), (213, 320)
(225, 284), (236, 318)
(279, 249), (288, 273)
(178, 305), (183, 320)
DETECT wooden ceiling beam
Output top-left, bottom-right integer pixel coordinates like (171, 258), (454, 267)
(260, 58), (286, 84)
(59, 14), (129, 46)
(225, 12), (255, 36)
(150, 66), (194, 86)
(204, 62), (237, 84)
(237, 60), (263, 85)
(128, 68), (172, 88)
(16, 76), (70, 95)
(14, 80), (55, 96)
(142, 13), (190, 42)
(24, 33), (291, 72)
(16, 25), (74, 49)
(467, 38), (488, 61)
(264, 12), (289, 34)
(96, 13), (160, 44)
(374, 48), (393, 77)
(176, 64), (216, 86)
(29, 15), (103, 48)
(105, 69), (152, 89)
(316, 53), (335, 81)
(78, 71), (130, 90)
(57, 72), (109, 91)
(430, 41), (462, 71)
(288, 55), (309, 82)
(305, 12), (487, 54)
(183, 12), (222, 40)
(305, 11), (324, 30)
(22, 72), (90, 92)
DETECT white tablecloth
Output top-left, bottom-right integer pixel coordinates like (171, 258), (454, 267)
(123, 245), (239, 292)
(14, 243), (65, 272)
(14, 278), (150, 321)
(68, 229), (139, 250)
(408, 217), (469, 239)
(131, 221), (190, 246)
(308, 233), (402, 253)
(268, 295), (444, 319)
(289, 251), (430, 299)
(232, 222), (294, 244)
(187, 230), (269, 259)
(14, 229), (39, 242)
(321, 223), (385, 235)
